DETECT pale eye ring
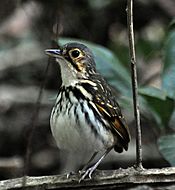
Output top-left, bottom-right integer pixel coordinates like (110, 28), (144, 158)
(70, 49), (80, 58)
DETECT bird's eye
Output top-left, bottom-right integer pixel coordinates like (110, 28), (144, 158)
(70, 49), (80, 58)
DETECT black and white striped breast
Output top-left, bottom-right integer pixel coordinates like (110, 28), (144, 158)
(50, 83), (115, 153)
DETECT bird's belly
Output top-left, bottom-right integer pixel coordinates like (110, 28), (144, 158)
(50, 101), (114, 154)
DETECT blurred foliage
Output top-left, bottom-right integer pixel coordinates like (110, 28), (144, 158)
(162, 29), (175, 98)
(158, 134), (175, 166)
(139, 88), (174, 129)
(158, 28), (175, 165)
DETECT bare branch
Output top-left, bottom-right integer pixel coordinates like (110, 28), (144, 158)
(1, 167), (175, 189)
(127, 0), (143, 169)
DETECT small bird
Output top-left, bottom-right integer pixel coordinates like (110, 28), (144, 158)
(45, 42), (130, 181)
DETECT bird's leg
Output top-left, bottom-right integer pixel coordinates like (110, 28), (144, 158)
(79, 151), (98, 175)
(79, 147), (113, 182)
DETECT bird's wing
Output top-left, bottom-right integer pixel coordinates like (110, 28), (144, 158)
(95, 102), (130, 149)
(92, 76), (130, 150)
(80, 77), (130, 150)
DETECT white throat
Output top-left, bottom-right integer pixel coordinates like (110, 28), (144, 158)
(57, 58), (78, 87)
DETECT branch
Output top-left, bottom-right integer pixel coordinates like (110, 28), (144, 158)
(1, 167), (175, 190)
(127, 0), (143, 169)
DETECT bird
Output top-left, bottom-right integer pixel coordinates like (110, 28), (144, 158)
(45, 42), (130, 182)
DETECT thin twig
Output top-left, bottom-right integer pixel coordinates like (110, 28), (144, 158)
(22, 58), (51, 187)
(127, 0), (143, 169)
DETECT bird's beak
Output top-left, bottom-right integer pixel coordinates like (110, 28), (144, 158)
(45, 49), (62, 57)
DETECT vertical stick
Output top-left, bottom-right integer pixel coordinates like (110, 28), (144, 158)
(127, 0), (143, 169)
(22, 58), (51, 188)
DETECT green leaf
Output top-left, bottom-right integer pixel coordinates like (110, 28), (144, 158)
(158, 134), (175, 166)
(139, 86), (167, 100)
(137, 38), (162, 59)
(139, 87), (174, 128)
(162, 30), (175, 98)
(59, 38), (131, 96)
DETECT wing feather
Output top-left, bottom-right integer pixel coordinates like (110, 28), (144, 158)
(80, 76), (130, 150)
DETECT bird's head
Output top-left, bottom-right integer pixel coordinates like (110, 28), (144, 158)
(45, 42), (96, 86)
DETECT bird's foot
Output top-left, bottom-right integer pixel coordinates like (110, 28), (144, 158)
(79, 165), (96, 183)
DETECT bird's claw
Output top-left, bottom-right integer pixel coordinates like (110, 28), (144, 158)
(79, 167), (95, 183)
